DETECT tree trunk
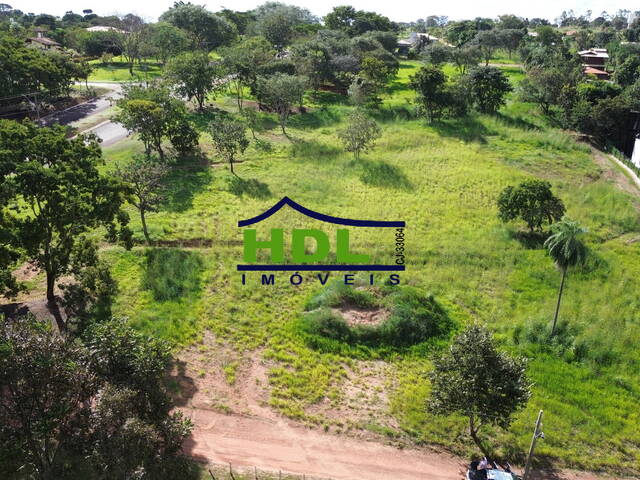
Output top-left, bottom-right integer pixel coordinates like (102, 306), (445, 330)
(469, 415), (491, 458)
(229, 157), (237, 176)
(551, 267), (567, 336)
(46, 272), (65, 333)
(46, 273), (55, 303)
(140, 208), (151, 245)
(236, 83), (243, 112)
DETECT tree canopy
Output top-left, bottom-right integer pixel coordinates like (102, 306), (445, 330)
(160, 2), (236, 50)
(337, 110), (382, 160)
(429, 324), (531, 456)
(498, 179), (566, 232)
(0, 121), (132, 315)
(164, 51), (225, 111)
(0, 316), (197, 479)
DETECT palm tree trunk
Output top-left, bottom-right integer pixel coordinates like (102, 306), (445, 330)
(551, 267), (567, 336)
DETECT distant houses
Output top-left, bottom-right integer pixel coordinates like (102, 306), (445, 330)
(25, 27), (60, 50)
(397, 32), (451, 55)
(579, 48), (610, 79)
(85, 25), (126, 34)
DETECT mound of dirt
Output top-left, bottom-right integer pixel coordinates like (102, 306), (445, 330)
(332, 307), (390, 327)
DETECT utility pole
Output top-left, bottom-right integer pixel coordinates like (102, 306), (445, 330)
(523, 410), (544, 480)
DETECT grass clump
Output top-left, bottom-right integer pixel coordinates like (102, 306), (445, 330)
(141, 248), (203, 301)
(305, 281), (378, 310)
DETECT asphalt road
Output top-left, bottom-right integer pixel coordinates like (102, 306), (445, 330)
(41, 82), (129, 145)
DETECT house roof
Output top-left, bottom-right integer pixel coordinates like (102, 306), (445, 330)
(27, 36), (60, 46)
(578, 48), (609, 58)
(583, 66), (609, 76)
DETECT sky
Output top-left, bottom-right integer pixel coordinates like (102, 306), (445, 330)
(8, 0), (640, 23)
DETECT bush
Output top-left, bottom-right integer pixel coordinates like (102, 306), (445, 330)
(380, 288), (454, 347)
(303, 308), (354, 342)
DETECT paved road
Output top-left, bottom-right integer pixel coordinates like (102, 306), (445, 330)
(82, 119), (129, 146)
(41, 82), (129, 145)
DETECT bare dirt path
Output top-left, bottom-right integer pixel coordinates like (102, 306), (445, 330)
(182, 408), (465, 480)
(182, 408), (627, 480)
(590, 146), (640, 195)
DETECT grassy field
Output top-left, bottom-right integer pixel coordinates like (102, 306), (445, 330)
(88, 56), (163, 82)
(100, 61), (640, 475)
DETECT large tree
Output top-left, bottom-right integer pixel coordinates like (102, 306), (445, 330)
(324, 6), (395, 36)
(159, 2), (236, 50)
(253, 1), (317, 49)
(115, 85), (198, 157)
(0, 316), (98, 478)
(544, 218), (588, 336)
(0, 120), (132, 318)
(474, 30), (501, 65)
(467, 66), (512, 113)
(428, 324), (531, 456)
(498, 179), (566, 233)
(221, 37), (275, 110)
(115, 155), (169, 245)
(256, 73), (308, 135)
(0, 32), (89, 98)
(409, 65), (451, 121)
(0, 316), (196, 479)
(165, 51), (225, 111)
(148, 22), (191, 65)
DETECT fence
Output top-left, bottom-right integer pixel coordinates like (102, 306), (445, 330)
(207, 463), (332, 480)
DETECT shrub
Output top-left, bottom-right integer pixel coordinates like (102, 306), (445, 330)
(303, 308), (354, 342)
(380, 287), (454, 347)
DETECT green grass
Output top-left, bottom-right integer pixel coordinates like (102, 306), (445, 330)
(88, 56), (163, 82)
(100, 60), (640, 475)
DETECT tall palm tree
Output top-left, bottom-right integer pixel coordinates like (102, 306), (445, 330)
(544, 217), (588, 336)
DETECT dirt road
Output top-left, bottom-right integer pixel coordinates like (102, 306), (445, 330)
(182, 409), (627, 480)
(182, 408), (465, 480)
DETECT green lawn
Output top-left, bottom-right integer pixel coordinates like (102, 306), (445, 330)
(100, 61), (640, 475)
(88, 56), (163, 82)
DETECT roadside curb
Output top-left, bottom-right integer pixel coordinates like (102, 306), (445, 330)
(80, 119), (112, 134)
(605, 152), (640, 191)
